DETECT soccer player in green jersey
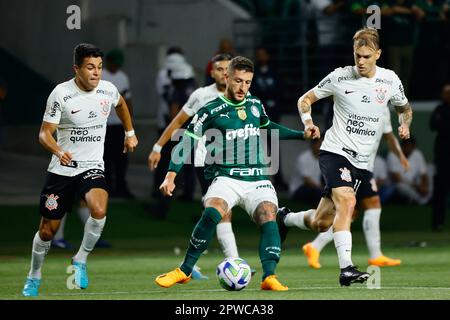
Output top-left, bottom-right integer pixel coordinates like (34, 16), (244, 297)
(155, 56), (314, 291)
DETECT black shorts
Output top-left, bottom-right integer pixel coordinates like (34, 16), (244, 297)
(39, 169), (108, 220)
(319, 151), (378, 200)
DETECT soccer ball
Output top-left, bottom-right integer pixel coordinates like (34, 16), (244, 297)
(216, 257), (252, 291)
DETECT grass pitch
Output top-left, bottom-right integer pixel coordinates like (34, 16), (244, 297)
(1, 200), (449, 300)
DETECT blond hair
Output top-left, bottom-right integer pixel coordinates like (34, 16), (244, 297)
(353, 27), (380, 51)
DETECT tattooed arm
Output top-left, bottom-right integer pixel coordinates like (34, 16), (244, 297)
(297, 89), (321, 139)
(394, 102), (413, 140)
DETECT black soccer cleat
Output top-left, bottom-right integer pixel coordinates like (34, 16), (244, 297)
(339, 265), (370, 287)
(277, 207), (291, 244)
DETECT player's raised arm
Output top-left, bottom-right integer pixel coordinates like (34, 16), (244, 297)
(38, 121), (72, 166)
(394, 102), (413, 140)
(115, 95), (138, 153)
(148, 109), (191, 171)
(383, 132), (410, 171)
(297, 89), (321, 139)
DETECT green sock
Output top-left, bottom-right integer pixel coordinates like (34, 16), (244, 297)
(259, 221), (281, 281)
(180, 207), (222, 275)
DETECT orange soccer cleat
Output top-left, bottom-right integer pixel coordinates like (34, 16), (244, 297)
(260, 275), (289, 291)
(368, 255), (401, 267)
(155, 267), (192, 288)
(302, 242), (322, 269)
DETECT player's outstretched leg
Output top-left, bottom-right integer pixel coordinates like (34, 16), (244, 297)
(22, 217), (59, 297)
(255, 202), (288, 291)
(363, 208), (401, 267)
(22, 231), (50, 296)
(155, 206), (223, 288)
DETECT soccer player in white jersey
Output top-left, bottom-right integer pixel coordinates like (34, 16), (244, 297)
(280, 107), (410, 269)
(148, 54), (244, 279)
(287, 27), (413, 286)
(22, 43), (138, 296)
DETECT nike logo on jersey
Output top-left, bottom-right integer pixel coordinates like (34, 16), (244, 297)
(345, 90), (355, 94)
(71, 109), (82, 114)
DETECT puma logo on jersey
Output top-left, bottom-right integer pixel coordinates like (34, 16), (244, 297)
(220, 113), (230, 119)
(71, 109), (82, 114)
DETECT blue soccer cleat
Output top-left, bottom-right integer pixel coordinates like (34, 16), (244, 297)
(191, 265), (209, 280)
(72, 260), (89, 289)
(22, 277), (41, 297)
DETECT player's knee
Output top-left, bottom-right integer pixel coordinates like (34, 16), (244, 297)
(221, 211), (232, 222)
(89, 205), (106, 219)
(336, 194), (357, 215)
(39, 228), (55, 241)
(253, 202), (277, 225)
(312, 218), (332, 232)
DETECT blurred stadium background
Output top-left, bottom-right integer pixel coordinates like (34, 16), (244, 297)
(0, 0), (449, 300)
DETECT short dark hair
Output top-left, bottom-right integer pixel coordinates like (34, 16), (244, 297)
(211, 53), (233, 64)
(229, 56), (254, 73)
(166, 46), (184, 56)
(353, 27), (380, 51)
(73, 43), (104, 66)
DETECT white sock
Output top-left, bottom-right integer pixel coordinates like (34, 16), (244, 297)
(311, 227), (334, 252)
(283, 209), (313, 230)
(78, 206), (90, 224)
(363, 208), (382, 259)
(333, 230), (353, 269)
(216, 222), (239, 258)
(28, 232), (51, 279)
(73, 216), (106, 263)
(53, 214), (67, 240)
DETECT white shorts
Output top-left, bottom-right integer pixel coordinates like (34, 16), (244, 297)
(203, 176), (278, 217)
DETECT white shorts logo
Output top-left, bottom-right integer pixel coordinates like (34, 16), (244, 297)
(339, 167), (352, 183)
(45, 194), (59, 211)
(370, 178), (378, 192)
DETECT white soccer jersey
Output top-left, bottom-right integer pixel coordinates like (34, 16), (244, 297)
(43, 79), (120, 176)
(102, 69), (131, 125)
(313, 66), (407, 170)
(181, 83), (221, 166)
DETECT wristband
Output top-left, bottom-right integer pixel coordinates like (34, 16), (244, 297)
(125, 129), (135, 138)
(301, 113), (312, 124)
(153, 143), (162, 153)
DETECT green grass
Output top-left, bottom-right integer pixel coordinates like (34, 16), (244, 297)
(1, 200), (450, 300)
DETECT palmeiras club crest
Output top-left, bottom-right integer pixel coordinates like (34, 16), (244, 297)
(339, 167), (352, 182)
(45, 194), (59, 211)
(375, 87), (388, 104)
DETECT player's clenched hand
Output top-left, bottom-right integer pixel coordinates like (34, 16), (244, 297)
(123, 135), (138, 153)
(398, 125), (410, 140)
(304, 124), (320, 140)
(148, 151), (161, 171)
(56, 150), (72, 166)
(160, 172), (177, 197)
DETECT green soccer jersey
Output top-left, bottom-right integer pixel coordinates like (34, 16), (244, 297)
(168, 94), (305, 182)
(186, 94), (271, 182)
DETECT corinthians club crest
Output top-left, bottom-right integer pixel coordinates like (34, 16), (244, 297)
(237, 107), (247, 120)
(375, 87), (388, 104)
(45, 194), (59, 211)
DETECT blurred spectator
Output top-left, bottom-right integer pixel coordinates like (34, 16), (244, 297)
(387, 137), (431, 205)
(430, 83), (450, 231)
(383, 0), (421, 96)
(373, 154), (396, 204)
(252, 47), (288, 190)
(102, 49), (134, 199)
(410, 0), (447, 99)
(204, 38), (235, 85)
(289, 139), (323, 205)
(306, 0), (353, 129)
(152, 48), (198, 218)
(0, 76), (7, 153)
